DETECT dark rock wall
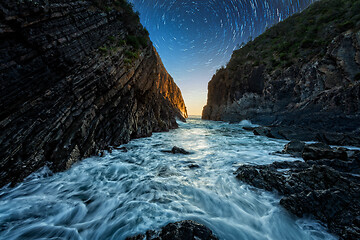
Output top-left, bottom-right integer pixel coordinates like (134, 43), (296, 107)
(203, 32), (360, 123)
(0, 0), (187, 186)
(202, 0), (360, 139)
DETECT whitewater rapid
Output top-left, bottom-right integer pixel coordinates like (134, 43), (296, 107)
(0, 117), (336, 240)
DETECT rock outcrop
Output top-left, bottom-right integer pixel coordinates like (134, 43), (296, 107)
(202, 0), (360, 146)
(235, 142), (360, 239)
(126, 220), (218, 240)
(161, 146), (191, 155)
(0, 0), (187, 186)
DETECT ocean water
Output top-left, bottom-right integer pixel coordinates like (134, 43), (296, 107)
(0, 117), (337, 240)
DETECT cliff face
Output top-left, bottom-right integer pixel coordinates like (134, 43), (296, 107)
(0, 0), (187, 186)
(203, 0), (360, 145)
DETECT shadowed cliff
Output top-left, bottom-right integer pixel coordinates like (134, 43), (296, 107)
(203, 0), (360, 146)
(0, 0), (187, 186)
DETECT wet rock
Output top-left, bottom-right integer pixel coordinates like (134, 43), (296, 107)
(235, 142), (360, 239)
(126, 220), (218, 240)
(253, 127), (271, 136)
(162, 146), (190, 155)
(253, 126), (286, 140)
(242, 126), (256, 131)
(188, 164), (200, 169)
(99, 151), (105, 157)
(172, 146), (190, 154)
(305, 158), (360, 174)
(302, 143), (348, 161)
(282, 140), (305, 157)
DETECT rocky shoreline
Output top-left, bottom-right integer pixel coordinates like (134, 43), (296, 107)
(243, 125), (360, 147)
(126, 139), (359, 240)
(236, 140), (360, 239)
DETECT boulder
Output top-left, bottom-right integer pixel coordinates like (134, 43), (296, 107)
(126, 220), (218, 240)
(252, 127), (285, 139)
(162, 146), (191, 155)
(242, 126), (256, 131)
(253, 127), (271, 137)
(188, 164), (200, 169)
(302, 143), (348, 161)
(282, 140), (305, 157)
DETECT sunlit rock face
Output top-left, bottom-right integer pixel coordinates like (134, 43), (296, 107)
(0, 0), (187, 186)
(203, 0), (360, 145)
(152, 50), (188, 118)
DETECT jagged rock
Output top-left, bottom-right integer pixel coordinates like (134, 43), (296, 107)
(282, 140), (305, 157)
(253, 127), (271, 137)
(172, 146), (190, 154)
(188, 164), (200, 169)
(126, 220), (218, 240)
(162, 146), (191, 155)
(253, 126), (286, 139)
(302, 143), (348, 161)
(281, 141), (348, 160)
(0, 0), (187, 187)
(202, 0), (360, 147)
(235, 141), (360, 239)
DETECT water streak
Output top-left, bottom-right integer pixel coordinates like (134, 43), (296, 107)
(0, 117), (336, 240)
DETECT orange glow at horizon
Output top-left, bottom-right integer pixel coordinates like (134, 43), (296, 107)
(183, 92), (207, 116)
(177, 76), (210, 117)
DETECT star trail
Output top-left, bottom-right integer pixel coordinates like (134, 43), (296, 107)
(128, 0), (316, 115)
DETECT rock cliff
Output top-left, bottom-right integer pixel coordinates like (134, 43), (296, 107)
(0, 0), (187, 186)
(203, 0), (360, 145)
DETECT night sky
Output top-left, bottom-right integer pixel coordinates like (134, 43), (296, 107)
(128, 0), (316, 115)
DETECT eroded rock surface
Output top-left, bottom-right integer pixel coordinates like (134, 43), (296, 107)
(126, 220), (218, 240)
(0, 0), (187, 186)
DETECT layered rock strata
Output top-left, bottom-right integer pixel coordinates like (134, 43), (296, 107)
(0, 0), (187, 186)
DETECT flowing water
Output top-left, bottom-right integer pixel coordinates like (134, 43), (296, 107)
(0, 117), (336, 240)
